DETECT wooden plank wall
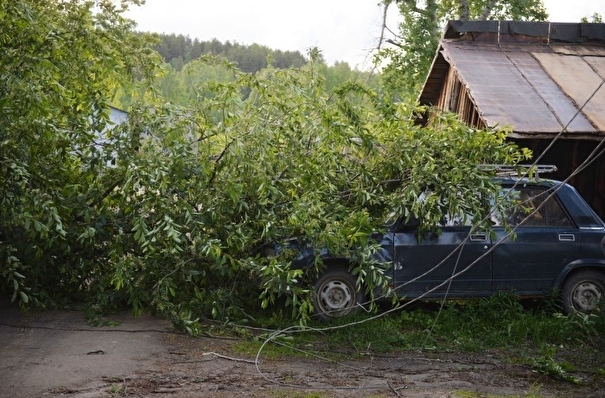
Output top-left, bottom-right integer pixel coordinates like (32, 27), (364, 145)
(437, 68), (485, 129)
(513, 139), (605, 219)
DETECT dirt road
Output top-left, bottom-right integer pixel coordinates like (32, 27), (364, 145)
(0, 299), (601, 397)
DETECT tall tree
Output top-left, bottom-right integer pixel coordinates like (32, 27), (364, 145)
(378, 0), (548, 100)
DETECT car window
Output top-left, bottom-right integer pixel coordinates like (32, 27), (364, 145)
(493, 187), (572, 228)
(440, 211), (474, 227)
(540, 192), (573, 227)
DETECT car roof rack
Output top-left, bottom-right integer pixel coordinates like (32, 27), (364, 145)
(478, 164), (558, 177)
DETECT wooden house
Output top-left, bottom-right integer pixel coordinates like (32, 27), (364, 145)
(419, 20), (605, 217)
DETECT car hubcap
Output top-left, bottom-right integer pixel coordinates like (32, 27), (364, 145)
(319, 280), (352, 313)
(571, 281), (603, 312)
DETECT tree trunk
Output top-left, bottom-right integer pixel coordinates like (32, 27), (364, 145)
(458, 0), (469, 20)
(426, 0), (440, 39)
(480, 0), (498, 20)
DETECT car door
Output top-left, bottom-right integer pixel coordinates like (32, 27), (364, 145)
(391, 216), (493, 298)
(491, 185), (581, 295)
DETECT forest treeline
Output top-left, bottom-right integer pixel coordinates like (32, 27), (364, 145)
(153, 33), (309, 73)
(113, 32), (373, 108)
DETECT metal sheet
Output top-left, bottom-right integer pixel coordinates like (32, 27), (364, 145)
(534, 52), (605, 131)
(442, 43), (568, 133)
(520, 52), (596, 133)
(439, 41), (602, 137)
(552, 45), (605, 57)
(583, 57), (605, 130)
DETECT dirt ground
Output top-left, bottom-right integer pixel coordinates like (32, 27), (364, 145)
(0, 299), (603, 398)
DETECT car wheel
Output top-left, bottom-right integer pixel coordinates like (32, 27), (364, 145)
(561, 270), (605, 314)
(313, 267), (365, 321)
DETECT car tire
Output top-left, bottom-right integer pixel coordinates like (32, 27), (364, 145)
(312, 266), (365, 321)
(561, 270), (605, 314)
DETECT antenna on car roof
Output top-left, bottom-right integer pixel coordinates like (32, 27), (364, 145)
(478, 164), (558, 177)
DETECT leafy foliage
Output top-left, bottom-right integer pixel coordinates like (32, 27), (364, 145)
(98, 53), (528, 328)
(0, 0), (159, 306)
(1, 0), (529, 332)
(114, 46), (377, 109)
(581, 13), (603, 23)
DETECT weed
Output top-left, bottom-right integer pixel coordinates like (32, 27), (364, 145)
(108, 384), (123, 394)
(531, 345), (582, 385)
(84, 304), (122, 327)
(233, 332), (317, 360)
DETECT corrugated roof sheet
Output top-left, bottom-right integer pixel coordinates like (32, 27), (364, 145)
(420, 21), (605, 140)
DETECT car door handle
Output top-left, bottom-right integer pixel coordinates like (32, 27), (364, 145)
(470, 233), (488, 242)
(558, 233), (575, 242)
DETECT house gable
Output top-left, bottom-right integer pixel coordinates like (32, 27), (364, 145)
(420, 20), (605, 140)
(418, 20), (605, 217)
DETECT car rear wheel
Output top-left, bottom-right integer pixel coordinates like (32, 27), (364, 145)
(313, 267), (365, 321)
(561, 270), (605, 314)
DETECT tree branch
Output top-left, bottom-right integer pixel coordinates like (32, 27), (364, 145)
(458, 0), (470, 21)
(386, 38), (404, 49)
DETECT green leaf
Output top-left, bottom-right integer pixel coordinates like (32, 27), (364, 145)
(19, 291), (29, 303)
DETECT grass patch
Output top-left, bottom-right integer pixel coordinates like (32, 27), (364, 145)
(316, 293), (605, 355)
(268, 392), (336, 398)
(240, 292), (605, 386)
(451, 388), (544, 398)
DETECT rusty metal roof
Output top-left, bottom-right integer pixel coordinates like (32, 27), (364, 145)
(419, 21), (605, 140)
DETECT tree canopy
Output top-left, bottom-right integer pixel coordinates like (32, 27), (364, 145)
(0, 0), (158, 306)
(1, 0), (534, 330)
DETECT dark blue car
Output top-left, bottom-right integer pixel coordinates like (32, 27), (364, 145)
(274, 177), (605, 319)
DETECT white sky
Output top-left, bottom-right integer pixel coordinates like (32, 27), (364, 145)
(126, 0), (605, 70)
